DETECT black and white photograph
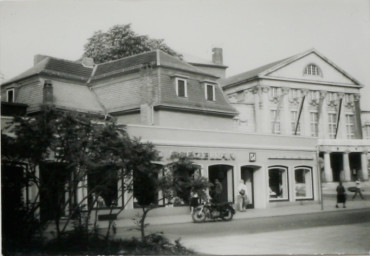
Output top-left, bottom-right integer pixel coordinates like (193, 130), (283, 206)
(1, 0), (370, 255)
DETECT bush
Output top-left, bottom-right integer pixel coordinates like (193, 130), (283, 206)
(40, 229), (194, 255)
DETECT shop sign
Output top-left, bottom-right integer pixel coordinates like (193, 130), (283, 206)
(249, 152), (256, 162)
(170, 151), (236, 161)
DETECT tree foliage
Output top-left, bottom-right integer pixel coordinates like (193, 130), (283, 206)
(83, 24), (182, 64)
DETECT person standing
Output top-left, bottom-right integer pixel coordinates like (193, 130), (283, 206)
(352, 180), (365, 200)
(213, 179), (223, 203)
(237, 179), (248, 212)
(189, 188), (199, 214)
(336, 181), (347, 208)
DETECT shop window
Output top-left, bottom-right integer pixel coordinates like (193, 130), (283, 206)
(176, 78), (187, 97)
(6, 89), (15, 103)
(205, 84), (215, 101)
(88, 169), (119, 208)
(294, 167), (313, 200)
(268, 166), (288, 201)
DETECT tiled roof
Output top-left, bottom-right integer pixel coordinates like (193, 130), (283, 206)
(2, 57), (94, 86)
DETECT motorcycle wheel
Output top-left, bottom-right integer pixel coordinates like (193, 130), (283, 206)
(192, 209), (207, 223)
(221, 208), (234, 221)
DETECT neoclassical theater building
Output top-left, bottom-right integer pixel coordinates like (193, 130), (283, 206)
(1, 48), (369, 219)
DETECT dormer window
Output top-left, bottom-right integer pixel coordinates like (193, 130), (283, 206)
(6, 88), (15, 103)
(176, 78), (187, 97)
(304, 64), (321, 76)
(205, 84), (216, 101)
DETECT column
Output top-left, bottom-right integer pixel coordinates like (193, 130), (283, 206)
(77, 175), (88, 210)
(281, 88), (290, 135)
(324, 152), (333, 182)
(253, 87), (261, 133)
(342, 152), (351, 182)
(261, 86), (271, 134)
(117, 174), (123, 207)
(361, 151), (369, 181)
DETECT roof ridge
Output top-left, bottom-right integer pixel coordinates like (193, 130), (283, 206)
(96, 50), (157, 66)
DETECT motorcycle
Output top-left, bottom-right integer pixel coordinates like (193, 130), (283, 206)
(192, 199), (236, 223)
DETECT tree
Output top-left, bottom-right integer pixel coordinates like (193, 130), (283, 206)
(1, 107), (161, 245)
(83, 24), (182, 64)
(134, 155), (211, 242)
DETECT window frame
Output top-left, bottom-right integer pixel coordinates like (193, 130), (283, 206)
(294, 166), (314, 201)
(205, 83), (216, 101)
(270, 109), (281, 134)
(6, 88), (15, 103)
(304, 64), (321, 76)
(291, 110), (301, 135)
(268, 166), (289, 202)
(175, 78), (188, 98)
(310, 111), (319, 137)
(345, 113), (355, 139)
(328, 112), (338, 139)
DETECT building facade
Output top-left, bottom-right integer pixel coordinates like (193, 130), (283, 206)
(221, 49), (370, 186)
(1, 48), (367, 219)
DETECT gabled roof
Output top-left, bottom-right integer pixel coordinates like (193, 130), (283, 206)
(221, 48), (362, 88)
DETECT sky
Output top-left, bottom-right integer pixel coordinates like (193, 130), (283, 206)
(1, 0), (370, 109)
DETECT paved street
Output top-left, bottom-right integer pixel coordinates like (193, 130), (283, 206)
(114, 208), (370, 254)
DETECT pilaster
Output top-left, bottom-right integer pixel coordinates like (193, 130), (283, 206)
(260, 86), (271, 134)
(281, 88), (290, 135)
(301, 90), (310, 136)
(361, 151), (369, 181)
(342, 151), (351, 182)
(324, 151), (333, 182)
(319, 91), (328, 139)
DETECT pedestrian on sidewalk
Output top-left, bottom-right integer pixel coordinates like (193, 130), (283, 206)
(237, 179), (248, 212)
(352, 180), (365, 200)
(336, 181), (347, 208)
(189, 188), (199, 215)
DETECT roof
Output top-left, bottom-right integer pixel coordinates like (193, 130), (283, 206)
(3, 57), (93, 86)
(2, 50), (219, 87)
(221, 48), (362, 88)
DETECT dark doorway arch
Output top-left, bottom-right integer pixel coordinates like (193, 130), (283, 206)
(208, 165), (234, 203)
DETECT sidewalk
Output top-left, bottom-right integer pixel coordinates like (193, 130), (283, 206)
(99, 196), (370, 229)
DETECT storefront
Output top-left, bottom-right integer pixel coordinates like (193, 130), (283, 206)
(123, 124), (320, 211)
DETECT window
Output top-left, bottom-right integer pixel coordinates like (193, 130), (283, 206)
(269, 166), (288, 201)
(310, 112), (318, 137)
(269, 87), (278, 98)
(309, 91), (319, 101)
(345, 94), (352, 103)
(6, 89), (15, 103)
(328, 92), (337, 102)
(345, 114), (355, 139)
(176, 78), (187, 97)
(271, 110), (281, 134)
(295, 167), (313, 199)
(205, 84), (215, 101)
(291, 111), (301, 135)
(304, 64), (321, 76)
(328, 113), (337, 139)
(289, 89), (300, 100)
(365, 125), (370, 139)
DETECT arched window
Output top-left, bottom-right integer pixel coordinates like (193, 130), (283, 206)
(268, 166), (289, 201)
(294, 166), (313, 200)
(304, 64), (321, 76)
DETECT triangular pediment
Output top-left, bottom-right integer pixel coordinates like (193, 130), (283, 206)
(262, 50), (361, 86)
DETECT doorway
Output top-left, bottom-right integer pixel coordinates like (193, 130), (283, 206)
(208, 165), (234, 203)
(240, 166), (255, 208)
(330, 153), (343, 182)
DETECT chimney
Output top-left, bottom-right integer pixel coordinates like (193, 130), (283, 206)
(34, 55), (49, 65)
(43, 80), (53, 105)
(212, 48), (223, 65)
(81, 57), (95, 68)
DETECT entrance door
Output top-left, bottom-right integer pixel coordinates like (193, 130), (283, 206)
(240, 166), (254, 208)
(208, 165), (234, 203)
